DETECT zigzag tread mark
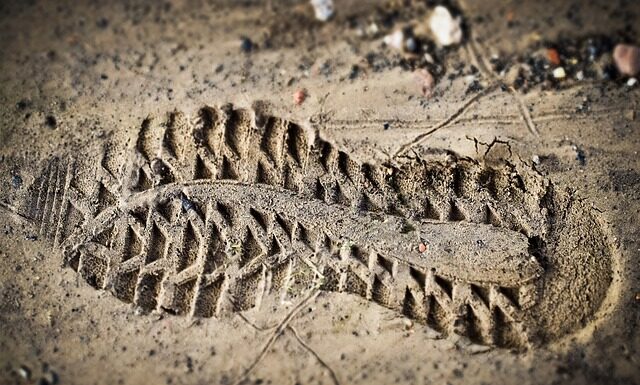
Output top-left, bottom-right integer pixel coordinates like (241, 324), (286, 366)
(28, 103), (610, 351)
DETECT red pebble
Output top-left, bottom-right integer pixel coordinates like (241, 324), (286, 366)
(293, 89), (307, 106)
(547, 48), (560, 66)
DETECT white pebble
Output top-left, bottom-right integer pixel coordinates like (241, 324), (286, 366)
(383, 30), (404, 51)
(627, 77), (638, 87)
(576, 70), (584, 80)
(310, 0), (334, 22)
(428, 6), (463, 46)
(424, 53), (435, 64)
(18, 366), (30, 380)
(366, 23), (379, 36)
(553, 67), (566, 79)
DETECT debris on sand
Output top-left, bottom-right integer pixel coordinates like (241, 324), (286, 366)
(383, 30), (404, 51)
(293, 89), (307, 106)
(414, 68), (435, 97)
(547, 48), (561, 66)
(552, 67), (566, 79)
(428, 6), (463, 46)
(310, 0), (334, 22)
(239, 37), (253, 53)
(613, 44), (640, 77)
(17, 366), (31, 380)
(383, 28), (420, 53)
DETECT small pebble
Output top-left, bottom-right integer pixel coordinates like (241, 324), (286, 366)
(626, 77), (637, 87)
(613, 44), (640, 76)
(424, 53), (435, 64)
(383, 30), (404, 51)
(293, 89), (307, 106)
(310, 0), (334, 22)
(366, 23), (379, 36)
(414, 68), (435, 97)
(576, 70), (584, 80)
(405, 37), (418, 53)
(547, 48), (561, 66)
(239, 37), (253, 53)
(18, 365), (31, 380)
(428, 6), (463, 46)
(11, 174), (22, 188)
(418, 242), (428, 253)
(552, 67), (566, 79)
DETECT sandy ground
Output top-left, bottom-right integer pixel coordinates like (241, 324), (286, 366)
(0, 1), (639, 384)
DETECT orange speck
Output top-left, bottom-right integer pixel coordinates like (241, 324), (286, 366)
(418, 243), (428, 253)
(547, 48), (561, 66)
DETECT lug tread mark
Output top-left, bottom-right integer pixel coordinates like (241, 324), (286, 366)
(22, 103), (614, 351)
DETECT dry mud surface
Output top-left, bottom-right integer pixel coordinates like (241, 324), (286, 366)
(0, 1), (639, 385)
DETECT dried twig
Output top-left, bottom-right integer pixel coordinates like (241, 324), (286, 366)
(288, 325), (341, 385)
(233, 288), (321, 385)
(393, 84), (497, 159)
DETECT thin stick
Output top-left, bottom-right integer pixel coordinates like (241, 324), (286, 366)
(233, 288), (320, 385)
(288, 325), (341, 385)
(393, 84), (497, 158)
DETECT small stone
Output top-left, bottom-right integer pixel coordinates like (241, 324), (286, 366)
(18, 365), (31, 380)
(552, 67), (566, 79)
(547, 48), (561, 66)
(532, 155), (540, 165)
(428, 6), (463, 46)
(418, 242), (428, 253)
(11, 174), (22, 188)
(293, 89), (307, 106)
(405, 37), (418, 53)
(239, 37), (253, 53)
(383, 30), (404, 51)
(310, 0), (334, 22)
(627, 77), (637, 87)
(366, 23), (379, 36)
(424, 53), (435, 64)
(576, 70), (585, 80)
(414, 68), (435, 97)
(466, 343), (492, 354)
(613, 44), (640, 76)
